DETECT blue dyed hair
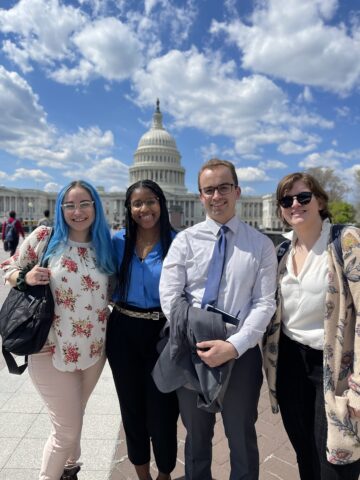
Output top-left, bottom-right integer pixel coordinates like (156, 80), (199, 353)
(43, 180), (115, 274)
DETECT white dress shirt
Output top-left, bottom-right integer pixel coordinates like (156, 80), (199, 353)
(159, 215), (277, 357)
(281, 219), (330, 350)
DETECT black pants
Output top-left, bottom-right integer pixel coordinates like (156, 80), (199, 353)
(9, 239), (19, 256)
(106, 306), (179, 474)
(277, 333), (360, 480)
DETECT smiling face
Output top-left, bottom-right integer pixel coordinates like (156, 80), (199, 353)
(62, 186), (95, 242)
(280, 180), (324, 232)
(130, 187), (161, 233)
(199, 165), (240, 224)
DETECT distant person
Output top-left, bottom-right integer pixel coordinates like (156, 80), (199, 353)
(38, 209), (52, 227)
(263, 172), (360, 480)
(1, 210), (25, 256)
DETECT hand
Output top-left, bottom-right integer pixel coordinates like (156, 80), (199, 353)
(348, 406), (360, 418)
(25, 266), (51, 286)
(196, 340), (237, 367)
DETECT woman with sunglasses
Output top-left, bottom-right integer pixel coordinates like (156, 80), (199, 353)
(263, 172), (360, 480)
(106, 180), (179, 480)
(0, 180), (115, 480)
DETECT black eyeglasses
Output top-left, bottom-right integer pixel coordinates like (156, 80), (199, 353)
(200, 183), (235, 197)
(279, 191), (313, 209)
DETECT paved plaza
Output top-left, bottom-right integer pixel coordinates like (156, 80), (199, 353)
(0, 242), (299, 480)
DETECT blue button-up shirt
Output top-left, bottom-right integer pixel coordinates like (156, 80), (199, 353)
(112, 229), (175, 308)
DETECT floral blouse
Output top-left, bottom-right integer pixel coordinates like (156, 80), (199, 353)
(0, 227), (111, 372)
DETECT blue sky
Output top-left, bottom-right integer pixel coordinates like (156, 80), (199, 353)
(0, 0), (360, 197)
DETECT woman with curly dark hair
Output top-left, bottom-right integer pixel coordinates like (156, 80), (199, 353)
(106, 180), (179, 480)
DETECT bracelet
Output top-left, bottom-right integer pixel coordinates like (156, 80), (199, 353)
(16, 267), (31, 291)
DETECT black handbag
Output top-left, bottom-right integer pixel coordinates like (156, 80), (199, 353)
(0, 230), (54, 374)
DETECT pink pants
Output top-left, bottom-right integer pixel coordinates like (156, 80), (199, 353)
(28, 351), (105, 480)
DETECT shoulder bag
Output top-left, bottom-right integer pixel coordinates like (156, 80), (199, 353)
(0, 229), (54, 374)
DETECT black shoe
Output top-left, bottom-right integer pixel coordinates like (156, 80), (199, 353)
(60, 465), (81, 479)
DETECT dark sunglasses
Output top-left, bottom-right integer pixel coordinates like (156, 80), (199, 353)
(279, 191), (313, 209)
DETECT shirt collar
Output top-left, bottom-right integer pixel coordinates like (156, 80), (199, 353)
(289, 218), (331, 247)
(205, 215), (239, 236)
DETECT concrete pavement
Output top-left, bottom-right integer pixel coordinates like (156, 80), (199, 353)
(0, 242), (299, 480)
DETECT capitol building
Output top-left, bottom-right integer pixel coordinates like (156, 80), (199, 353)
(0, 101), (281, 231)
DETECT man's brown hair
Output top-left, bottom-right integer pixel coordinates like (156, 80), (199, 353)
(198, 158), (238, 190)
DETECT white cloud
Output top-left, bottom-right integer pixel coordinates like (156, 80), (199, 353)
(241, 186), (256, 195)
(70, 17), (143, 82)
(76, 0), (109, 16)
(63, 157), (129, 191)
(136, 0), (198, 48)
(297, 86), (314, 103)
(278, 141), (319, 155)
(132, 48), (331, 156)
(299, 153), (339, 169)
(200, 143), (220, 160)
(56, 127), (114, 158)
(258, 160), (287, 169)
(298, 148), (360, 169)
(50, 59), (94, 86)
(50, 17), (144, 85)
(344, 164), (360, 176)
(2, 40), (33, 73)
(211, 0), (360, 94)
(0, 66), (117, 174)
(0, 65), (52, 153)
(335, 106), (350, 118)
(199, 142), (238, 161)
(12, 168), (52, 182)
(144, 0), (162, 15)
(44, 182), (61, 193)
(236, 167), (270, 182)
(0, 0), (197, 85)
(0, 0), (85, 72)
(20, 126), (115, 170)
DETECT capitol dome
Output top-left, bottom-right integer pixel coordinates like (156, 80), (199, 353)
(129, 100), (187, 194)
(138, 126), (177, 149)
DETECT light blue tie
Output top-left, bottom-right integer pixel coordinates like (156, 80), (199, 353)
(201, 225), (229, 308)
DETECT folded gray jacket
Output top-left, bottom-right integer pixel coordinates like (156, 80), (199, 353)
(152, 295), (234, 413)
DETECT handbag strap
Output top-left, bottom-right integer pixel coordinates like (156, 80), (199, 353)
(38, 228), (54, 267)
(330, 224), (345, 268)
(2, 346), (28, 375)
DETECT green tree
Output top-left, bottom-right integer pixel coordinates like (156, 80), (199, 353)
(329, 201), (356, 224)
(306, 167), (349, 202)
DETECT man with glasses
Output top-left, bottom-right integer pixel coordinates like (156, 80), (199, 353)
(159, 158), (277, 479)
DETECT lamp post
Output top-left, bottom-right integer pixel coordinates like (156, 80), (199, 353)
(28, 202), (33, 232)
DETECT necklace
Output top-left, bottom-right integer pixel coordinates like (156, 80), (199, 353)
(136, 235), (159, 261)
(137, 238), (157, 247)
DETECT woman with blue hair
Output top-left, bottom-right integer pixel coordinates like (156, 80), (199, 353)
(0, 180), (115, 480)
